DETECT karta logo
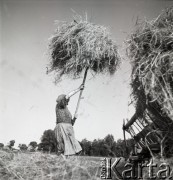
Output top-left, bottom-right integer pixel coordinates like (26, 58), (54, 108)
(100, 158), (172, 179)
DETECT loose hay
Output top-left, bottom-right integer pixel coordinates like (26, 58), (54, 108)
(48, 13), (120, 81)
(127, 6), (173, 121)
(0, 150), (102, 180)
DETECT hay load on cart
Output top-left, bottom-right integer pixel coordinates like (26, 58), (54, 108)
(48, 13), (120, 116)
(124, 6), (173, 159)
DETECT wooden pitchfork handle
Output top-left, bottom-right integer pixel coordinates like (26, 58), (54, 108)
(74, 67), (89, 116)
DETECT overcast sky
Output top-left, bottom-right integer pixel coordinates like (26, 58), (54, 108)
(0, 0), (172, 147)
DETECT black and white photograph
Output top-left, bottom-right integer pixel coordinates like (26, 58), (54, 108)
(0, 0), (173, 179)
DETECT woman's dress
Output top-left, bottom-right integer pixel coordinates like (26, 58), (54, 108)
(54, 104), (82, 155)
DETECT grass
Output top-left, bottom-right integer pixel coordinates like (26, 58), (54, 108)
(2, 149), (173, 179)
(142, 157), (173, 180)
(0, 150), (120, 180)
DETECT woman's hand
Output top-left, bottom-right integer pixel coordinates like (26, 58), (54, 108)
(79, 84), (84, 90)
(66, 84), (85, 99)
(72, 114), (78, 126)
(74, 114), (78, 119)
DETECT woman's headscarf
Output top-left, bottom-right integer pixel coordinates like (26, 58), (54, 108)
(56, 94), (68, 108)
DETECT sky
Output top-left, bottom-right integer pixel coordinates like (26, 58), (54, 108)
(0, 0), (173, 147)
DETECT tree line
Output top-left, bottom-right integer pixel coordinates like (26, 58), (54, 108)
(39, 129), (134, 157)
(1, 129), (134, 157)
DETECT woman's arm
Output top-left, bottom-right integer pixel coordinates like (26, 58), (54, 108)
(66, 84), (84, 99)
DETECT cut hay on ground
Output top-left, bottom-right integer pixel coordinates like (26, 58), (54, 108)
(0, 150), (102, 180)
(48, 13), (120, 80)
(0, 150), (126, 180)
(127, 7), (173, 121)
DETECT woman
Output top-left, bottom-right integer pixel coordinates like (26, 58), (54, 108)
(54, 84), (84, 157)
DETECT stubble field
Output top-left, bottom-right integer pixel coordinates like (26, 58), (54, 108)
(0, 150), (107, 180)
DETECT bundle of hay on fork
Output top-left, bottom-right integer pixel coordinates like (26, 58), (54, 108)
(48, 13), (120, 115)
(48, 13), (120, 79)
(127, 7), (173, 122)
